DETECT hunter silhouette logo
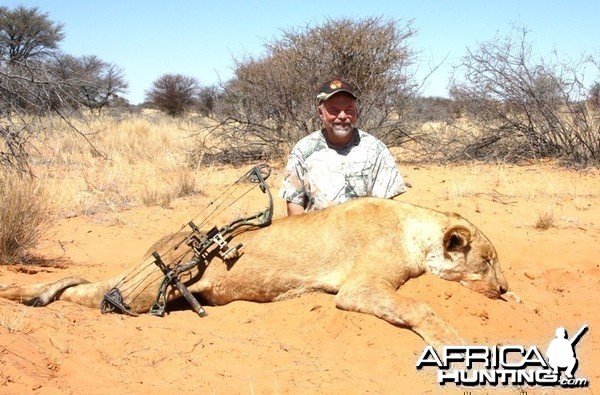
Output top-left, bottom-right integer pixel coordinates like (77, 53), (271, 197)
(416, 324), (589, 388)
(546, 325), (588, 379)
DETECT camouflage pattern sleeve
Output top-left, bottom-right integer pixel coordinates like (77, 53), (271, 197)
(278, 151), (307, 206)
(370, 146), (407, 198)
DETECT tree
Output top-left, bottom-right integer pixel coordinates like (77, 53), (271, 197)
(0, 6), (119, 172)
(145, 74), (200, 116)
(0, 5), (64, 62)
(212, 16), (419, 163)
(196, 84), (220, 117)
(448, 25), (599, 165)
(50, 54), (128, 113)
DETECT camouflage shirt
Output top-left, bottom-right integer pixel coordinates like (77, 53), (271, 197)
(279, 129), (407, 212)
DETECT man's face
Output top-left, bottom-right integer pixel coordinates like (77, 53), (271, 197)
(318, 92), (357, 145)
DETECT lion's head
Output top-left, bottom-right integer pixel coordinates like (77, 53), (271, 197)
(435, 219), (509, 299)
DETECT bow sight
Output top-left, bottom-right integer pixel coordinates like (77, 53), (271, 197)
(100, 164), (273, 317)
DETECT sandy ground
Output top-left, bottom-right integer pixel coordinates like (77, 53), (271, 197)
(0, 162), (599, 394)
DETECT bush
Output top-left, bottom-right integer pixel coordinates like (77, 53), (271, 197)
(209, 16), (420, 164)
(448, 25), (600, 166)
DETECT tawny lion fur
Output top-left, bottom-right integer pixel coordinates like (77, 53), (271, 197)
(0, 198), (508, 346)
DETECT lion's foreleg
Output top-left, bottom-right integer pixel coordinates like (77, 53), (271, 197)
(335, 278), (465, 347)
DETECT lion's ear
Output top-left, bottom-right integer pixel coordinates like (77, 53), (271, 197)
(443, 225), (472, 252)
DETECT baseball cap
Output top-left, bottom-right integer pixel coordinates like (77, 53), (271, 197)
(316, 79), (357, 103)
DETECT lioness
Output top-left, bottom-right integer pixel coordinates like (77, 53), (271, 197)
(0, 198), (508, 346)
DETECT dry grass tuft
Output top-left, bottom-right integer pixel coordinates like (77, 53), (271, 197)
(535, 209), (556, 230)
(446, 179), (474, 202)
(173, 166), (198, 198)
(140, 185), (174, 208)
(0, 173), (52, 264)
(0, 307), (33, 334)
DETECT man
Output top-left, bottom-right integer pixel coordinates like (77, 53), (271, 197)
(280, 79), (407, 216)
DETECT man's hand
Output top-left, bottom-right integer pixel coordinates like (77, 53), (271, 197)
(286, 202), (305, 216)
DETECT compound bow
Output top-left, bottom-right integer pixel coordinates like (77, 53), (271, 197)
(100, 164), (273, 317)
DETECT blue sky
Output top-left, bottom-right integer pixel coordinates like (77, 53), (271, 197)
(5, 1), (599, 104)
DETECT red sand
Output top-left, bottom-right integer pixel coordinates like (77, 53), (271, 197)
(1, 163), (598, 394)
